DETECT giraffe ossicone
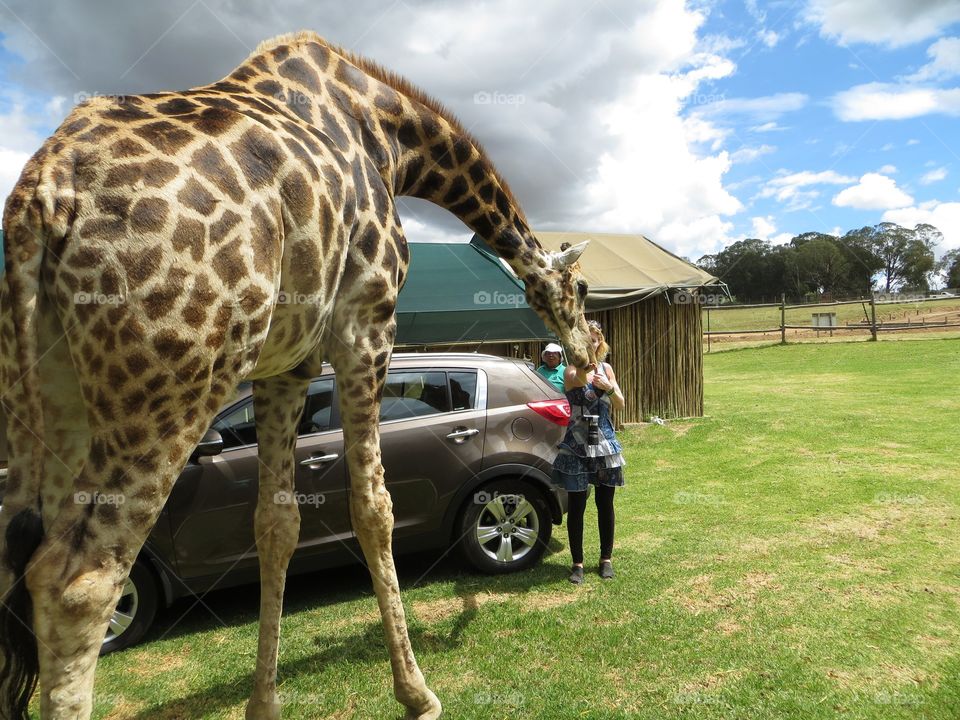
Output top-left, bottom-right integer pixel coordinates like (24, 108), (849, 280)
(0, 30), (591, 720)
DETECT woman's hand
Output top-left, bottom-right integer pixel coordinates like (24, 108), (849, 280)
(591, 373), (611, 392)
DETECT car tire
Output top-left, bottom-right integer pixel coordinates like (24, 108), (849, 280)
(458, 479), (552, 574)
(100, 558), (159, 655)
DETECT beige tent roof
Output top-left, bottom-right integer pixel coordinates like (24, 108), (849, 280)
(534, 232), (720, 310)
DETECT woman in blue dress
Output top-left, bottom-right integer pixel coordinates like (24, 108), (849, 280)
(552, 320), (626, 584)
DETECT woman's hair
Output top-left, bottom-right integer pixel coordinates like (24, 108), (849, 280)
(588, 320), (610, 361)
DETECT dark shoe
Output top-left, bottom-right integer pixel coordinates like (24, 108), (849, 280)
(569, 566), (584, 585)
(599, 560), (615, 580)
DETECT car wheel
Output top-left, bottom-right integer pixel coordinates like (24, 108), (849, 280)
(100, 559), (159, 655)
(458, 480), (552, 574)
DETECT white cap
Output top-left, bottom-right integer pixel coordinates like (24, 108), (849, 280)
(541, 343), (563, 358)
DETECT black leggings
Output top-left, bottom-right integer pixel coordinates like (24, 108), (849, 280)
(566, 484), (616, 565)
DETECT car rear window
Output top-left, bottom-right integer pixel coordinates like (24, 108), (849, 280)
(449, 371), (478, 411)
(381, 371), (450, 421)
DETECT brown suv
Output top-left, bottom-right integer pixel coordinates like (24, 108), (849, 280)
(95, 353), (570, 652)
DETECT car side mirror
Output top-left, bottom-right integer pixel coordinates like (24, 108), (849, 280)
(193, 428), (224, 459)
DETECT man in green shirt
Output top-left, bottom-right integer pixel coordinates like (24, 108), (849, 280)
(536, 343), (566, 393)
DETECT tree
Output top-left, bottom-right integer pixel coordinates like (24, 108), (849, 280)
(696, 238), (785, 302)
(843, 222), (939, 292)
(787, 237), (850, 297)
(938, 249), (960, 290)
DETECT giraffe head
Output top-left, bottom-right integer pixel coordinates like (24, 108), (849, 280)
(526, 240), (594, 368)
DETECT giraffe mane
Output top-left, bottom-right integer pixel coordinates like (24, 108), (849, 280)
(247, 31), (528, 226)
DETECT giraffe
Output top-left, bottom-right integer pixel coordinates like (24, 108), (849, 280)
(0, 30), (594, 719)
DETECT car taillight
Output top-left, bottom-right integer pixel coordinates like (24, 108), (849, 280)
(527, 399), (570, 426)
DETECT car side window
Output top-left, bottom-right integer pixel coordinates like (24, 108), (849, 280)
(213, 400), (257, 449)
(299, 378), (336, 435)
(380, 371), (450, 421)
(448, 371), (477, 411)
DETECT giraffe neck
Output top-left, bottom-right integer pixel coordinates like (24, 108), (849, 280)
(389, 107), (547, 280)
(230, 33), (549, 283)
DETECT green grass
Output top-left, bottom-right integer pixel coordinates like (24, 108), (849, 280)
(88, 339), (960, 719)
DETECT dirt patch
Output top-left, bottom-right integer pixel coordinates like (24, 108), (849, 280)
(327, 605), (380, 630)
(127, 650), (186, 678)
(662, 571), (782, 615)
(101, 695), (148, 720)
(522, 590), (581, 613)
(738, 503), (955, 556)
(826, 663), (934, 690)
(715, 618), (742, 635)
(412, 591), (513, 623)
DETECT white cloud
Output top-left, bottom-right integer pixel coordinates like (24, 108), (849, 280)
(834, 82), (960, 120)
(920, 167), (948, 184)
(759, 170), (856, 209)
(697, 92), (808, 120)
(904, 36), (960, 81)
(0, 96), (64, 202)
(759, 30), (780, 48)
(0, 148), (32, 204)
(584, 61), (744, 259)
(752, 215), (777, 238)
(832, 173), (914, 210)
(878, 164), (897, 174)
(907, 138), (921, 145)
(730, 144), (776, 163)
(806, 0), (960, 47)
(884, 201), (960, 251)
(751, 121), (788, 132)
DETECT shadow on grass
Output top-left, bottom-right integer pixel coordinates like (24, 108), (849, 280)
(126, 537), (568, 719)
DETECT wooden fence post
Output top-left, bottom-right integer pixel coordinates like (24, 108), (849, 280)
(780, 294), (787, 345)
(706, 306), (711, 353)
(870, 293), (878, 341)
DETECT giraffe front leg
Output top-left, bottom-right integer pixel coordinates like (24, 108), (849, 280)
(331, 328), (441, 720)
(245, 373), (310, 720)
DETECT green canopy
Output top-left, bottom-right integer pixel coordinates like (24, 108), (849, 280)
(395, 240), (552, 345)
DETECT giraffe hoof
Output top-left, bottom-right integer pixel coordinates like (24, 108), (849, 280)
(403, 689), (442, 720)
(244, 697), (282, 720)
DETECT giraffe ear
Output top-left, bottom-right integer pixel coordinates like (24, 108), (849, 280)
(552, 240), (589, 269)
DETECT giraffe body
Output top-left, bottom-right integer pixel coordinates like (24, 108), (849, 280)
(0, 31), (592, 719)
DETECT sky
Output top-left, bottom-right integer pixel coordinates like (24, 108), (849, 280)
(0, 0), (958, 262)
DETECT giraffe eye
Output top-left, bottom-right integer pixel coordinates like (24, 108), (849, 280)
(577, 281), (588, 299)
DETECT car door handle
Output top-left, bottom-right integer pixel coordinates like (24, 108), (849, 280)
(446, 427), (480, 441)
(300, 453), (339, 468)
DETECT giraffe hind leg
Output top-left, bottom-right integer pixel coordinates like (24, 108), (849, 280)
(329, 319), (442, 720)
(245, 372), (310, 720)
(0, 288), (90, 720)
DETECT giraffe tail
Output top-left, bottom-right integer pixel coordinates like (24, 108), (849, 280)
(0, 144), (67, 719)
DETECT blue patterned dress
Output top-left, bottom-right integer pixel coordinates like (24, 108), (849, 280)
(551, 366), (626, 492)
